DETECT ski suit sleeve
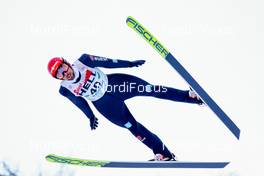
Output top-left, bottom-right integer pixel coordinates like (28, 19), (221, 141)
(78, 53), (132, 68)
(59, 86), (95, 120)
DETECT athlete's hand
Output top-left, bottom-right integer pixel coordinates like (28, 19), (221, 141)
(130, 60), (145, 67)
(89, 116), (98, 130)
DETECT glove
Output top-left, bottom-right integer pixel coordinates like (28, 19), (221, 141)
(89, 116), (98, 130)
(129, 60), (146, 67)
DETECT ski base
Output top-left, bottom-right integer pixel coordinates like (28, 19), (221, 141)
(46, 154), (229, 168)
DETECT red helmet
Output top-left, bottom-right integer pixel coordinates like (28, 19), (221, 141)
(47, 57), (64, 78)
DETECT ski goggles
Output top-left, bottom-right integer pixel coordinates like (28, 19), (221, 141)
(56, 63), (70, 79)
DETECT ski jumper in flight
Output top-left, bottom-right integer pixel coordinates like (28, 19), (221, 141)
(47, 54), (203, 161)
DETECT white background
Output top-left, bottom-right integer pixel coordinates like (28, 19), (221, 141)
(2, 0), (264, 175)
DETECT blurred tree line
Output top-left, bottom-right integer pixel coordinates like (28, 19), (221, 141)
(0, 161), (75, 176)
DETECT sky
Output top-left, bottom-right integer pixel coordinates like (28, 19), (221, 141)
(2, 0), (264, 175)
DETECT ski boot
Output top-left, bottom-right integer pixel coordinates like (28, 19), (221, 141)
(149, 153), (177, 161)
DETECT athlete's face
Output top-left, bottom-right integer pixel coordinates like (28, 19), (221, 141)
(56, 63), (74, 80)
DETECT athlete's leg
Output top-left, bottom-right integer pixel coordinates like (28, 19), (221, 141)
(107, 73), (202, 104)
(93, 93), (174, 158)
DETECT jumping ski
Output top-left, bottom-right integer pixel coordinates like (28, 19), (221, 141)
(45, 154), (229, 168)
(126, 16), (240, 140)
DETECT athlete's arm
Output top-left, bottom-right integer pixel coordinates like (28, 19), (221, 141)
(59, 86), (98, 130)
(78, 53), (145, 68)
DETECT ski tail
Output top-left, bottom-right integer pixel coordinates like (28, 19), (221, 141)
(126, 16), (240, 140)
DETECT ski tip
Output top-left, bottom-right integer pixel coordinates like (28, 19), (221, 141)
(126, 16), (134, 21)
(45, 154), (56, 162)
(126, 16), (136, 26)
(45, 154), (110, 167)
(45, 154), (51, 159)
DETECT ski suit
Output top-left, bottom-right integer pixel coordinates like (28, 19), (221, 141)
(59, 53), (202, 158)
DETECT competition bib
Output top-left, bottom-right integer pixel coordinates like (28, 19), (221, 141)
(61, 60), (108, 101)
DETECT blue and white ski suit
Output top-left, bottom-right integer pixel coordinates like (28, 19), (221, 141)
(59, 53), (202, 158)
